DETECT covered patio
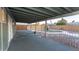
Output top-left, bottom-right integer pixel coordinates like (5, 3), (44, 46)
(1, 7), (79, 51)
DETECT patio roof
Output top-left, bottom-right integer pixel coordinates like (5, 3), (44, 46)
(8, 7), (79, 23)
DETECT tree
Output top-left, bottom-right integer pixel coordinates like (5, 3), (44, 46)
(56, 18), (67, 25)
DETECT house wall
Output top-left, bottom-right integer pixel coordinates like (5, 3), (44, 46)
(0, 23), (1, 50)
(0, 8), (16, 51)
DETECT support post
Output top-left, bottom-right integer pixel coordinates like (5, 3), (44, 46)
(30, 24), (31, 31)
(41, 23), (42, 38)
(34, 22), (37, 34)
(45, 20), (47, 38)
(35, 23), (36, 32)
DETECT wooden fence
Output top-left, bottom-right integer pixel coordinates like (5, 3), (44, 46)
(16, 25), (27, 30)
(49, 25), (79, 32)
(16, 25), (79, 32)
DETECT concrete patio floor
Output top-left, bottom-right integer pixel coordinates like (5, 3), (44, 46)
(8, 30), (78, 51)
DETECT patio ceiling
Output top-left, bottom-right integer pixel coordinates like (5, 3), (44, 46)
(8, 7), (79, 23)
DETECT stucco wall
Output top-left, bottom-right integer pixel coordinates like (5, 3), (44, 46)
(0, 23), (1, 50)
(0, 8), (16, 51)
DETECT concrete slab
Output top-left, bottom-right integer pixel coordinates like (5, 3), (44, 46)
(8, 30), (78, 51)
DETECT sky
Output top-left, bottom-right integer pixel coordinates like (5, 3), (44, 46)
(16, 14), (79, 25)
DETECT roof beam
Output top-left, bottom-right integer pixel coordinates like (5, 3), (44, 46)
(15, 19), (32, 23)
(10, 11), (35, 19)
(46, 10), (79, 21)
(26, 7), (54, 16)
(63, 7), (72, 12)
(10, 7), (50, 17)
(10, 10), (48, 23)
(12, 13), (33, 19)
(44, 7), (62, 14)
(9, 9), (45, 19)
(9, 8), (41, 17)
